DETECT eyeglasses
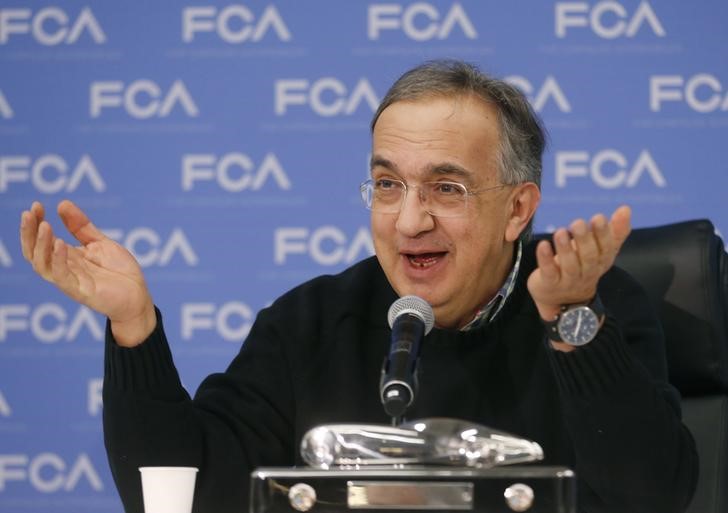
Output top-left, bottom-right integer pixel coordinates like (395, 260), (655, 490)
(360, 178), (507, 218)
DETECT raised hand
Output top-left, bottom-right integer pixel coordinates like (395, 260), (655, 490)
(19, 200), (156, 347)
(527, 205), (632, 349)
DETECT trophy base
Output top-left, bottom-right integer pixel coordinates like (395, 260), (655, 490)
(250, 466), (576, 513)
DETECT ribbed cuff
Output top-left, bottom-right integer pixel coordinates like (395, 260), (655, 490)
(548, 316), (635, 398)
(104, 307), (183, 395)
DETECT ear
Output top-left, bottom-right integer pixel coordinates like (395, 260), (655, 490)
(505, 183), (540, 242)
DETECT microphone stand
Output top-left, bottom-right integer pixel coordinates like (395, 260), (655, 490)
(380, 356), (420, 427)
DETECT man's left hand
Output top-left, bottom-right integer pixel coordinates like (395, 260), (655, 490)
(527, 205), (632, 351)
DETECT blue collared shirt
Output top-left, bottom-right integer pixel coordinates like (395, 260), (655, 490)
(461, 241), (523, 331)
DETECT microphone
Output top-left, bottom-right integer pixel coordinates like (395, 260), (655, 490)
(380, 295), (435, 419)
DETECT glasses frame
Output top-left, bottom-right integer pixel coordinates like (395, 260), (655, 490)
(360, 178), (508, 218)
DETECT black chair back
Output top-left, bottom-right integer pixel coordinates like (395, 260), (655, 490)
(615, 219), (728, 513)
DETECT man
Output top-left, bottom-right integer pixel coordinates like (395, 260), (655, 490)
(20, 60), (697, 513)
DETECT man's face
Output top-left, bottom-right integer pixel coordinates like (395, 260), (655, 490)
(371, 94), (522, 329)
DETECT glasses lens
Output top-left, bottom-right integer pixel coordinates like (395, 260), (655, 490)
(360, 181), (373, 208)
(424, 182), (468, 217)
(365, 179), (403, 213)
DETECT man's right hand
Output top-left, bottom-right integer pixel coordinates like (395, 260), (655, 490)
(20, 200), (156, 347)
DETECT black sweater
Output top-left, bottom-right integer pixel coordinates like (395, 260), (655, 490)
(103, 244), (698, 513)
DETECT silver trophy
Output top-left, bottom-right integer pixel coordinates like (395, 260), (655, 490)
(300, 417), (544, 470)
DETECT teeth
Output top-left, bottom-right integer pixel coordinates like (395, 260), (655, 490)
(408, 254), (438, 268)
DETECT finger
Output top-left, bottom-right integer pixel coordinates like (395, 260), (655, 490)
(50, 238), (82, 300)
(588, 212), (609, 257)
(57, 200), (106, 246)
(30, 201), (45, 223)
(20, 210), (38, 261)
(535, 239), (560, 285)
(569, 218), (600, 269)
(21, 202), (50, 262)
(31, 221), (55, 280)
(553, 228), (580, 280)
(609, 205), (632, 250)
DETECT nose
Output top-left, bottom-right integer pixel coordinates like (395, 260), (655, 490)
(395, 187), (435, 237)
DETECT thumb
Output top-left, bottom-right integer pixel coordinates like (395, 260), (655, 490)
(57, 200), (106, 246)
(610, 204), (632, 250)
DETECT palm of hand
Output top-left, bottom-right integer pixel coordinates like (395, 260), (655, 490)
(68, 238), (150, 324)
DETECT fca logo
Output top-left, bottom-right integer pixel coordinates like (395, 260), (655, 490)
(0, 7), (106, 45)
(504, 76), (571, 113)
(103, 228), (199, 267)
(555, 1), (665, 39)
(0, 453), (103, 492)
(182, 153), (291, 192)
(182, 5), (291, 43)
(555, 150), (666, 189)
(0, 154), (105, 193)
(0, 304), (103, 343)
(90, 80), (199, 119)
(182, 302), (254, 341)
(368, 3), (477, 41)
(275, 226), (374, 265)
(275, 78), (379, 117)
(651, 74), (728, 113)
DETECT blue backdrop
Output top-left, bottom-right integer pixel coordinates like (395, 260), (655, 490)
(1, 1), (727, 511)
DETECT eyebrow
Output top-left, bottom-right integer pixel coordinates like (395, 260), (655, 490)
(369, 156), (398, 174)
(369, 155), (475, 184)
(427, 163), (473, 182)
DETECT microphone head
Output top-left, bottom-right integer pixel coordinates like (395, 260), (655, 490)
(387, 295), (435, 334)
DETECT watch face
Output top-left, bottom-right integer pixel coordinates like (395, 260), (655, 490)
(557, 305), (600, 346)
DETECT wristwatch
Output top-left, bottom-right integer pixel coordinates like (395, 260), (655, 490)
(544, 294), (605, 346)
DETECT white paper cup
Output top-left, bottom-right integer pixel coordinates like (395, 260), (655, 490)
(139, 466), (198, 513)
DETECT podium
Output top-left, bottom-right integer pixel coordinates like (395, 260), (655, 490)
(250, 466), (576, 513)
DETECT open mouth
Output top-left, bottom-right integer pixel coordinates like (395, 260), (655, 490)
(406, 252), (446, 268)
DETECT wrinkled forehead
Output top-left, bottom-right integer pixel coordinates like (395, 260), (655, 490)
(373, 93), (500, 134)
(370, 95), (502, 184)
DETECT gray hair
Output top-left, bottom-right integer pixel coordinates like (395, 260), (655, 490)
(371, 60), (546, 240)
